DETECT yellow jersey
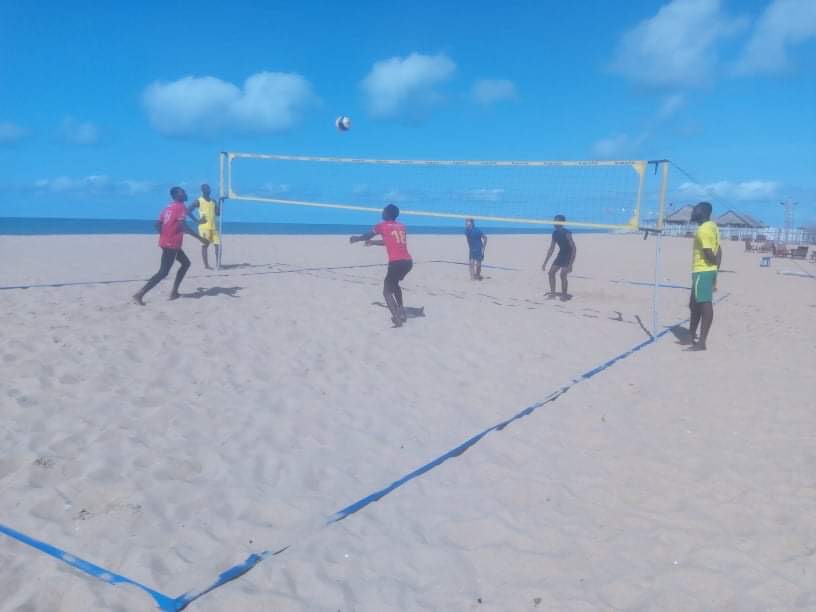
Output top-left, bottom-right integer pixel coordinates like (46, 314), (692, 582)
(692, 220), (720, 273)
(197, 197), (217, 230)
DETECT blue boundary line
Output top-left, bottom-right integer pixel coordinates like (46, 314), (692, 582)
(0, 263), (389, 291)
(0, 260), (691, 292)
(610, 279), (691, 290)
(0, 293), (729, 608)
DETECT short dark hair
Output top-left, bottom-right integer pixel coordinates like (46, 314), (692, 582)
(170, 186), (184, 199)
(383, 203), (400, 220)
(697, 201), (712, 216)
(554, 214), (566, 222)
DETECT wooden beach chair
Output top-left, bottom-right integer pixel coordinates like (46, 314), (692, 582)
(773, 243), (790, 258)
(790, 246), (808, 259)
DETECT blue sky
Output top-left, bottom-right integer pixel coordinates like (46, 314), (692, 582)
(1, 0), (814, 227)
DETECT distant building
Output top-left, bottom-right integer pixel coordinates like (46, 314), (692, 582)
(716, 210), (766, 229)
(665, 204), (695, 225)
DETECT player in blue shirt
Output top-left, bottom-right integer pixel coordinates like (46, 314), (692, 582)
(465, 218), (488, 280)
(542, 214), (577, 301)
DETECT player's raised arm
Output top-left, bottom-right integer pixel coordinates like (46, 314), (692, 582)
(350, 230), (377, 244)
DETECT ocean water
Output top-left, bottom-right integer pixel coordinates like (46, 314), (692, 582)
(0, 217), (586, 236)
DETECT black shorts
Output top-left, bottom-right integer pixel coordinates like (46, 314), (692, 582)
(553, 252), (572, 268)
(385, 259), (413, 283)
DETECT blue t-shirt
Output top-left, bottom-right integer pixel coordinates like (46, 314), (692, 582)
(466, 227), (485, 254)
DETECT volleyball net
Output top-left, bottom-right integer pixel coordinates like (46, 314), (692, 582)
(219, 152), (668, 231)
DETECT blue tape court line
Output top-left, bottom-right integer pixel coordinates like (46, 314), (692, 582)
(0, 293), (728, 609)
(610, 279), (691, 290)
(0, 523), (176, 610)
(0, 263), (388, 291)
(428, 259), (522, 271)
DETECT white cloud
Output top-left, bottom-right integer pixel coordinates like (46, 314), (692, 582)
(361, 52), (456, 119)
(678, 179), (780, 201)
(592, 134), (636, 159)
(471, 79), (517, 106)
(59, 117), (100, 144)
(262, 183), (290, 196)
(464, 188), (505, 202)
(735, 0), (816, 75)
(142, 72), (318, 137)
(611, 0), (747, 87)
(657, 93), (686, 118)
(33, 175), (158, 196)
(0, 122), (27, 144)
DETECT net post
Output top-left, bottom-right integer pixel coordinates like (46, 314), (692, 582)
(652, 160), (670, 336)
(218, 151), (226, 269)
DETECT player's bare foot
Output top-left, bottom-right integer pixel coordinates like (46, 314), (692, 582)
(545, 292), (557, 300)
(205, 265), (213, 270)
(169, 292), (181, 301)
(560, 293), (573, 302)
(686, 342), (707, 351)
(132, 293), (145, 306)
(391, 316), (403, 327)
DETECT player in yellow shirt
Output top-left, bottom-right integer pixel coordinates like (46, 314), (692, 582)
(187, 184), (221, 269)
(688, 201), (722, 351)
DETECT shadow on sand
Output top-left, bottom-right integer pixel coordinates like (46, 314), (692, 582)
(184, 286), (243, 299)
(669, 324), (694, 345)
(371, 302), (426, 318)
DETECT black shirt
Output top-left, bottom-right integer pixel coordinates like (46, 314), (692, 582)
(552, 226), (573, 256)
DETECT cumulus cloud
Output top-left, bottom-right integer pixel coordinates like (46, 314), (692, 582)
(262, 183), (290, 196)
(678, 179), (780, 201)
(611, 0), (747, 87)
(0, 122), (27, 144)
(142, 72), (318, 137)
(361, 52), (456, 120)
(59, 117), (100, 144)
(471, 79), (517, 106)
(657, 93), (686, 118)
(735, 0), (816, 75)
(464, 188), (505, 202)
(33, 175), (158, 196)
(590, 133), (651, 158)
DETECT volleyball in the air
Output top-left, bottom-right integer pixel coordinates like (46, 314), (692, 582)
(335, 116), (351, 131)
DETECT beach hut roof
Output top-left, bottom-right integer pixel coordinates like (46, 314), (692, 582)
(716, 210), (766, 228)
(665, 204), (695, 224)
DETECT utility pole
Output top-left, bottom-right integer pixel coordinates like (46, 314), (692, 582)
(780, 199), (797, 242)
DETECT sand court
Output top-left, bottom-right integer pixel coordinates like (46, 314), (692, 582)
(1, 233), (813, 611)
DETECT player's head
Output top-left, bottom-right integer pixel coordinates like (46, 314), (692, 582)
(554, 214), (566, 225)
(170, 186), (187, 202)
(201, 184), (211, 197)
(465, 218), (474, 229)
(691, 201), (712, 223)
(382, 203), (400, 221)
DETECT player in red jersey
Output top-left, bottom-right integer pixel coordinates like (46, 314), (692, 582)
(350, 204), (413, 327)
(133, 186), (206, 305)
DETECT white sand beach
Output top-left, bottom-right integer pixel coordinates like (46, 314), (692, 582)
(0, 232), (814, 611)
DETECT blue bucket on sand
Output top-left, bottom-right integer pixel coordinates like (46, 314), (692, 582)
(760, 256), (771, 267)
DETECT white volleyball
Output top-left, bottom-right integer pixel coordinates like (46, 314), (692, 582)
(335, 116), (351, 131)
